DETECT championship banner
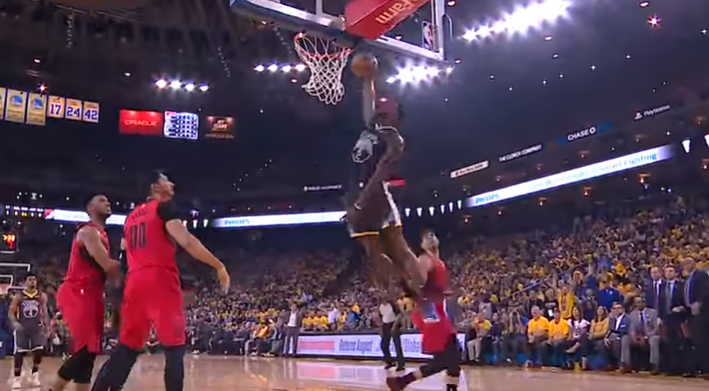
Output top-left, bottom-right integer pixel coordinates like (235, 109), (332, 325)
(25, 93), (47, 126)
(203, 116), (235, 140)
(82, 101), (100, 123)
(64, 98), (83, 121)
(0, 87), (6, 120)
(47, 96), (65, 118)
(4, 89), (27, 124)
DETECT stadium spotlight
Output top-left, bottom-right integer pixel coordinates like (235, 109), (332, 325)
(267, 64), (279, 72)
(199, 84), (209, 92)
(184, 83), (196, 92)
(254, 64), (266, 72)
(463, 0), (571, 41)
(169, 80), (182, 89)
(294, 63), (307, 72)
(155, 79), (168, 89)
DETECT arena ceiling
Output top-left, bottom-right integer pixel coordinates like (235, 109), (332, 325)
(0, 0), (708, 186)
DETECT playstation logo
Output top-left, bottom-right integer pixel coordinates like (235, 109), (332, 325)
(634, 112), (643, 121)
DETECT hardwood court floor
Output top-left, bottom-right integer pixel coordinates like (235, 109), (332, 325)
(3, 355), (709, 391)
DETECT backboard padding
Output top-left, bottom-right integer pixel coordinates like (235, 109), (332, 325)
(231, 0), (449, 63)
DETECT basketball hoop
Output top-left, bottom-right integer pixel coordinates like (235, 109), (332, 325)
(294, 32), (353, 105)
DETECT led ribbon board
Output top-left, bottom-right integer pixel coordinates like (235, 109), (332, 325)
(212, 211), (345, 228)
(466, 144), (674, 208)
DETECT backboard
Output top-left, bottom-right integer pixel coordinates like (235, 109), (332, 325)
(231, 0), (450, 63)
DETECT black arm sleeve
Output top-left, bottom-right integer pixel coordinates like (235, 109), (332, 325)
(156, 200), (181, 222)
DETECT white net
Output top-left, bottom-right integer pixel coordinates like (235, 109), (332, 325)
(294, 33), (352, 106)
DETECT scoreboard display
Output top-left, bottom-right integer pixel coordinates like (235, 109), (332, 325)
(163, 111), (199, 140)
(0, 232), (18, 254)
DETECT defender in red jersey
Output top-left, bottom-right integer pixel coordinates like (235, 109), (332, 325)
(387, 230), (461, 391)
(91, 172), (230, 391)
(49, 194), (121, 391)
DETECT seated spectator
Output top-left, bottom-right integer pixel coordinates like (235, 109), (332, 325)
(466, 314), (491, 363)
(629, 296), (660, 374)
(566, 305), (590, 369)
(487, 312), (505, 363)
(546, 308), (572, 367)
(525, 306), (549, 367)
(606, 302), (632, 372)
(501, 309), (526, 364)
(589, 306), (610, 366)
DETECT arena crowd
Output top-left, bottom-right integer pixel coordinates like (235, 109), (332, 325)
(0, 190), (708, 378)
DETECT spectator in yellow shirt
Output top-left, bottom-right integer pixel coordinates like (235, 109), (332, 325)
(546, 308), (571, 364)
(525, 306), (549, 367)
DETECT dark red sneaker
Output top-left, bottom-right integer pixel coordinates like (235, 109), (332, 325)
(386, 377), (404, 391)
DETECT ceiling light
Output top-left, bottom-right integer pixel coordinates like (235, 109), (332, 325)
(184, 83), (196, 92)
(267, 64), (279, 72)
(648, 15), (660, 27)
(169, 80), (182, 89)
(290, 79), (297, 83)
(155, 79), (167, 89)
(295, 63), (307, 72)
(386, 76), (396, 84)
(33, 58), (41, 64)
(639, 1), (649, 7)
(281, 64), (292, 72)
(590, 65), (596, 70)
(447, 0), (456, 6)
(544, 35), (553, 41)
(124, 72), (131, 77)
(701, 29), (707, 35)
(199, 84), (209, 92)
(254, 65), (265, 72)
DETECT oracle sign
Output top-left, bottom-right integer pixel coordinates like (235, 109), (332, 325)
(118, 110), (163, 136)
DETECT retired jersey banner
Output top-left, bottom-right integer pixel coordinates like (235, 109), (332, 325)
(4, 89), (27, 124)
(64, 98), (83, 121)
(0, 87), (6, 120)
(203, 116), (235, 140)
(26, 93), (47, 126)
(82, 101), (100, 123)
(47, 96), (65, 118)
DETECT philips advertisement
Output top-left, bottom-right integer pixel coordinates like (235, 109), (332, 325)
(212, 211), (345, 228)
(467, 144), (674, 208)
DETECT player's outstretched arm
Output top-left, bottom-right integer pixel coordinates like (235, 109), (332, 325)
(77, 225), (121, 274)
(164, 220), (230, 293)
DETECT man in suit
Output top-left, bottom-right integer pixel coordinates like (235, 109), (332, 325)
(645, 266), (664, 311)
(605, 301), (632, 372)
(658, 265), (687, 375)
(629, 296), (661, 374)
(283, 302), (303, 357)
(681, 257), (709, 378)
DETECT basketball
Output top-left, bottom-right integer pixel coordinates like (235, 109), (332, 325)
(351, 53), (378, 78)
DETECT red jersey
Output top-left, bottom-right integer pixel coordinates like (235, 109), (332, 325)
(411, 254), (456, 354)
(65, 222), (110, 292)
(124, 199), (179, 274)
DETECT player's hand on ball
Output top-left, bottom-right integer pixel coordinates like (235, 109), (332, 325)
(216, 266), (230, 295)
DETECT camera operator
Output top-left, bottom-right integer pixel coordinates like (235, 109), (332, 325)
(379, 293), (405, 371)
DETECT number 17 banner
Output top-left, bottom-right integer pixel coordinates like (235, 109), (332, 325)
(47, 96), (65, 118)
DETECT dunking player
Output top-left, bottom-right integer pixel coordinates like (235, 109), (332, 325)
(48, 194), (121, 391)
(387, 230), (461, 391)
(346, 61), (422, 292)
(9, 273), (49, 389)
(91, 172), (230, 391)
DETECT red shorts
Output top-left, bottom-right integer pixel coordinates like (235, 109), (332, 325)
(119, 268), (185, 350)
(57, 283), (105, 354)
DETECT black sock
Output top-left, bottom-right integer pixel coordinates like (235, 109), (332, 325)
(446, 385), (458, 391)
(90, 344), (139, 391)
(164, 345), (186, 391)
(32, 349), (43, 373)
(13, 352), (25, 377)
